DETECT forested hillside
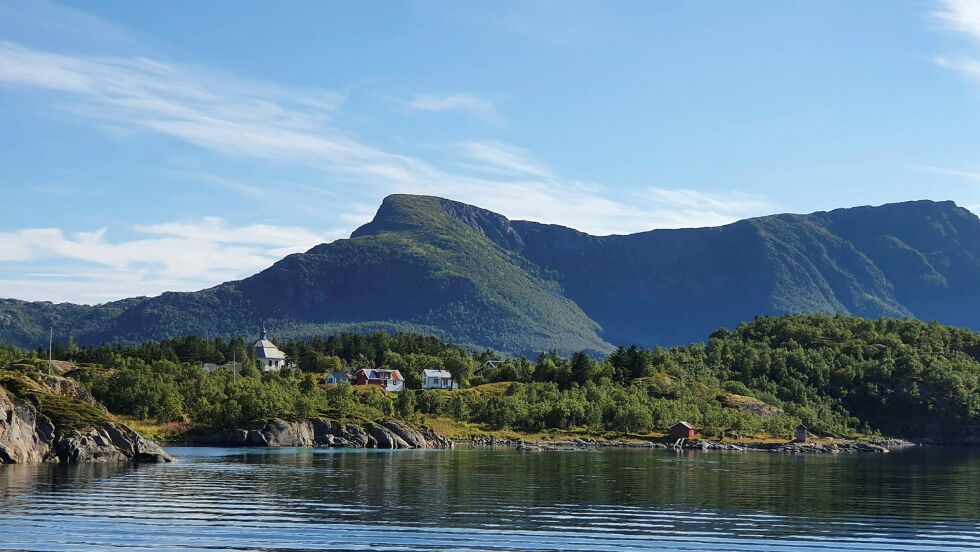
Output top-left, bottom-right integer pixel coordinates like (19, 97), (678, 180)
(3, 195), (980, 354)
(5, 315), (977, 442)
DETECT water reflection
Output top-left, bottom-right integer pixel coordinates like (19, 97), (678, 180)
(0, 446), (978, 551)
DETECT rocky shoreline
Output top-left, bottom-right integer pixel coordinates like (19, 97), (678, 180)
(468, 436), (918, 454)
(0, 375), (174, 464)
(180, 418), (454, 450)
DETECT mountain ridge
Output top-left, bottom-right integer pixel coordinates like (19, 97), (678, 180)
(3, 195), (980, 354)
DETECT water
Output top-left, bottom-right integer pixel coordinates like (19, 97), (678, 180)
(1, 446), (978, 551)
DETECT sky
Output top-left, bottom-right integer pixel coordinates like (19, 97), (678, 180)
(3, 0), (980, 304)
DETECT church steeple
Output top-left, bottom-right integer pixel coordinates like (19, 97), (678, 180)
(253, 323), (286, 372)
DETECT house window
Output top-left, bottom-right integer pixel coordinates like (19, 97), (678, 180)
(268, 360), (272, 367)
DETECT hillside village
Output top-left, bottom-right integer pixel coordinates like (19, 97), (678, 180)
(3, 315), (976, 447)
(203, 327), (460, 392)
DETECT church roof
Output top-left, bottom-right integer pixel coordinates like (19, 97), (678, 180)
(253, 328), (286, 360)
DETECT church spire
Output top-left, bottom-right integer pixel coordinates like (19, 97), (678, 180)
(260, 325), (267, 340)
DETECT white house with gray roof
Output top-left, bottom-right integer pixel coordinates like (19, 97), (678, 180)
(422, 369), (457, 389)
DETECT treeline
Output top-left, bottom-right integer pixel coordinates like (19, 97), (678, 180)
(408, 382), (798, 438)
(9, 314), (980, 439)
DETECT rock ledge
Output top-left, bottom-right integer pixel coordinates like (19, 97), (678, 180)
(187, 418), (453, 449)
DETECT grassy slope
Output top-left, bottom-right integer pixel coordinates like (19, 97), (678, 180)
(0, 367), (109, 431)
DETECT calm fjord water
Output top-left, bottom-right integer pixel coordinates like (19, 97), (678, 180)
(0, 446), (978, 551)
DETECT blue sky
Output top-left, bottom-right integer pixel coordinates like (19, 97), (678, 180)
(3, 0), (980, 303)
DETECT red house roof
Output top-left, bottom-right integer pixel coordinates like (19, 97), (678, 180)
(355, 369), (403, 381)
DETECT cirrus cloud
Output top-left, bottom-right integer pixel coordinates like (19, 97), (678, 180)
(0, 38), (775, 302)
(404, 93), (504, 124)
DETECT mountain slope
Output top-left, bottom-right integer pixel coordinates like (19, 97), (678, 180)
(6, 195), (607, 355)
(2, 195), (980, 354)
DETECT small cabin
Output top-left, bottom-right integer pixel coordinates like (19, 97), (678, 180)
(794, 423), (810, 443)
(326, 371), (350, 385)
(669, 421), (697, 440)
(422, 369), (457, 390)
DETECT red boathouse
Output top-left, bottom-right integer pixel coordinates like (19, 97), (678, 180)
(669, 421), (697, 440)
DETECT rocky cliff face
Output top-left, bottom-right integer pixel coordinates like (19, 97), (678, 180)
(0, 370), (173, 464)
(189, 418), (453, 449)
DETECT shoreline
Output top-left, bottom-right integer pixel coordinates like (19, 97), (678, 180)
(467, 436), (923, 454)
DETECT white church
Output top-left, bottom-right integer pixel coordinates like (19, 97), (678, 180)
(253, 327), (287, 371)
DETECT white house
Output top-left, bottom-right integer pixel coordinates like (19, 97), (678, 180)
(422, 369), (457, 390)
(253, 327), (287, 372)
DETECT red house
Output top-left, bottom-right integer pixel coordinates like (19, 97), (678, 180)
(354, 368), (405, 392)
(669, 421), (697, 440)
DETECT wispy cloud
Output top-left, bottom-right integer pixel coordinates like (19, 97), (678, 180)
(932, 1), (980, 79)
(0, 39), (776, 301)
(909, 164), (980, 216)
(454, 140), (554, 179)
(0, 39), (770, 233)
(0, 218), (336, 303)
(636, 188), (774, 229)
(934, 0), (980, 43)
(404, 93), (503, 124)
(909, 164), (980, 180)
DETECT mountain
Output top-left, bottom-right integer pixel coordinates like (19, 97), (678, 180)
(3, 195), (980, 354)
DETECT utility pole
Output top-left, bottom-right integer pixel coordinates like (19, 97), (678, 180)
(48, 327), (53, 374)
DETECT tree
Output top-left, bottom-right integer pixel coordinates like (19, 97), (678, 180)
(300, 373), (319, 394)
(351, 354), (374, 372)
(447, 393), (469, 419)
(395, 388), (416, 417)
(570, 352), (597, 385)
(441, 350), (475, 388)
(612, 399), (653, 433)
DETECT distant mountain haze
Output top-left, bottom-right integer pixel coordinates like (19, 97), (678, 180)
(2, 195), (979, 354)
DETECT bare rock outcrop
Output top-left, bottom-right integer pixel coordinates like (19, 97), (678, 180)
(0, 372), (173, 465)
(193, 417), (452, 449)
(0, 389), (56, 463)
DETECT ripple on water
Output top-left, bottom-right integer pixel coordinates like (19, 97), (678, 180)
(0, 446), (978, 551)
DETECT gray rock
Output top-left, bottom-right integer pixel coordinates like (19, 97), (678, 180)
(0, 391), (55, 463)
(0, 385), (173, 465)
(260, 419), (314, 447)
(187, 417), (452, 450)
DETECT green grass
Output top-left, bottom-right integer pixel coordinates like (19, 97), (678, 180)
(0, 370), (108, 431)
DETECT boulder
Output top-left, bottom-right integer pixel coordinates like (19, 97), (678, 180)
(260, 419), (314, 447)
(367, 425), (394, 448)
